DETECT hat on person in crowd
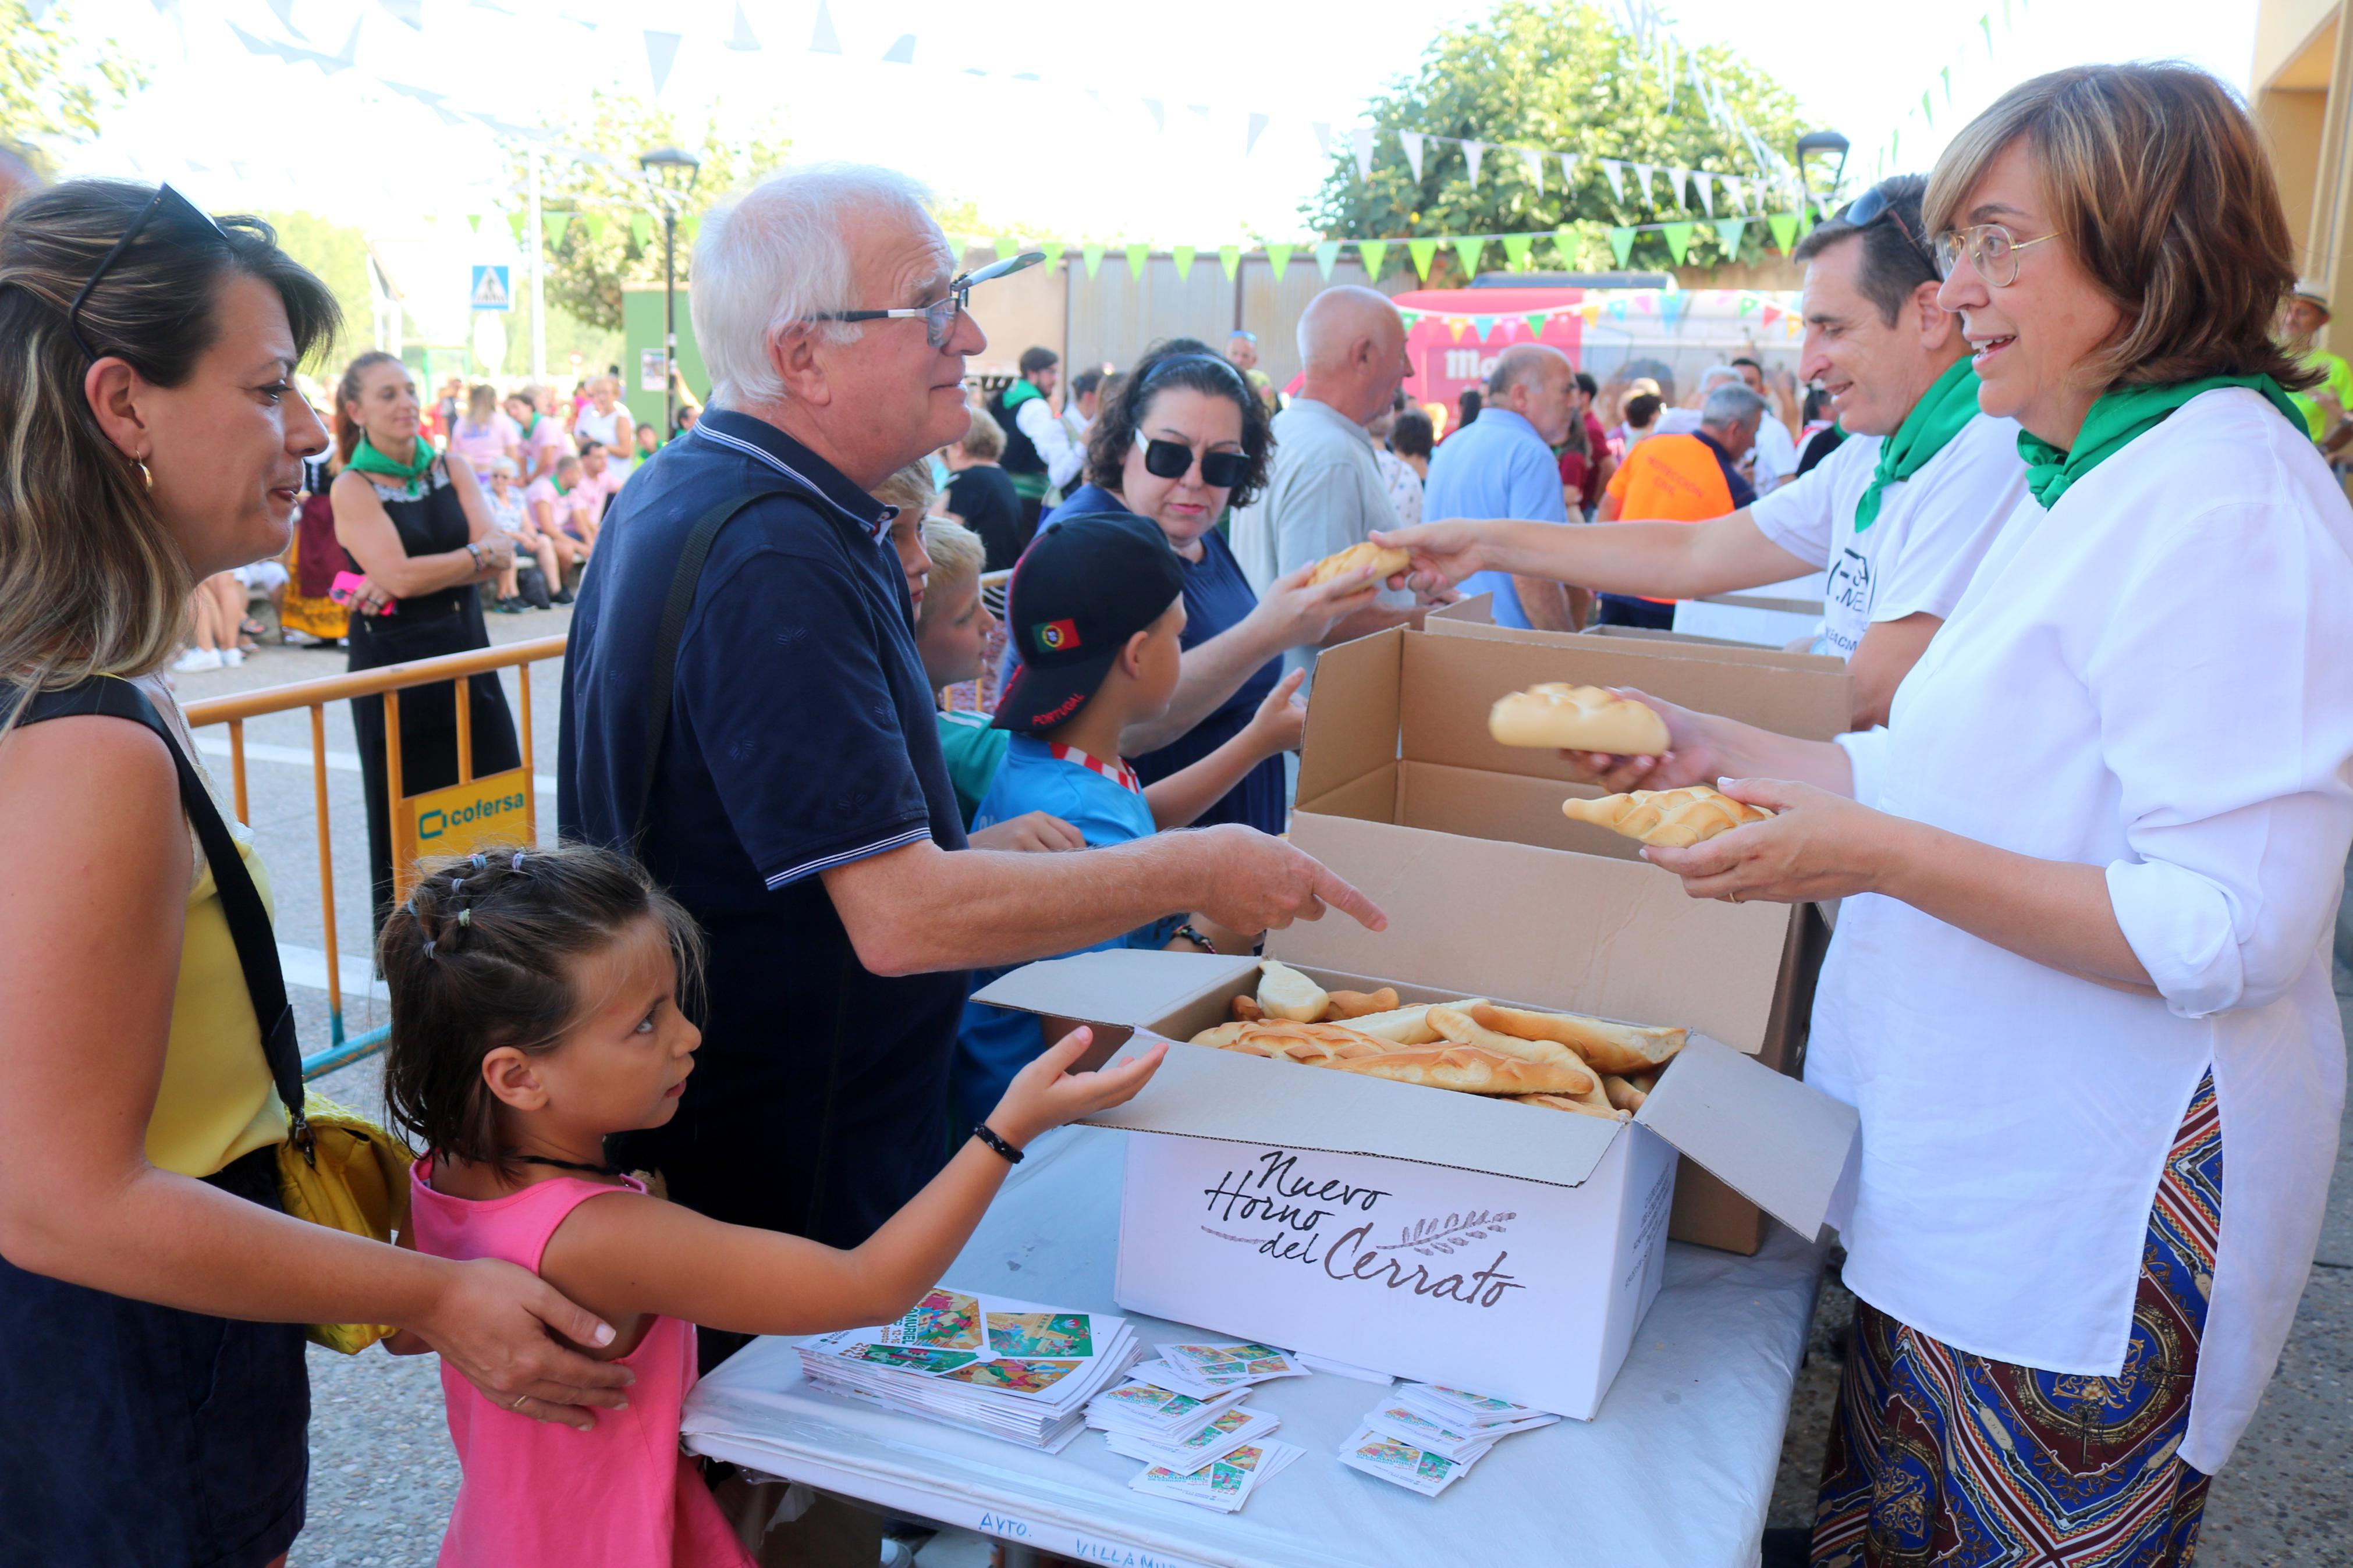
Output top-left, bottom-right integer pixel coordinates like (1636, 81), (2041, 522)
(2293, 279), (2331, 320)
(992, 511), (1186, 734)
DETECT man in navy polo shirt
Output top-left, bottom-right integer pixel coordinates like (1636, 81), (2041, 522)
(560, 163), (1379, 1324)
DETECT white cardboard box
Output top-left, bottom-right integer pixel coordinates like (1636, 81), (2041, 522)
(973, 829), (1860, 1418)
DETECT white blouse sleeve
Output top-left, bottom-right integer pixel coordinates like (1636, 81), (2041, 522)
(2093, 496), (2353, 1018)
(1835, 726), (1892, 810)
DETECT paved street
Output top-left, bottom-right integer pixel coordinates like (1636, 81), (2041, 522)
(166, 613), (2351, 1568)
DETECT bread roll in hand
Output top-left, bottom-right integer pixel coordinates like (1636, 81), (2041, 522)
(1307, 541), (1411, 586)
(1561, 785), (1772, 848)
(1489, 684), (1670, 755)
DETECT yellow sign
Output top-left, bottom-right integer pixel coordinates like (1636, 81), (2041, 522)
(392, 766), (535, 898)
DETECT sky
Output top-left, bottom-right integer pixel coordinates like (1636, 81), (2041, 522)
(48, 0), (2261, 336)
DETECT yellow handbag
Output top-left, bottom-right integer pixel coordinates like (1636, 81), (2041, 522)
(277, 1090), (416, 1353)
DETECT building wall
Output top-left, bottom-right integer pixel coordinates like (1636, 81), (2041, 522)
(2257, 0), (2351, 353)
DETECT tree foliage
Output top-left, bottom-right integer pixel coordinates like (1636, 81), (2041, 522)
(1303, 0), (1818, 279)
(1, 0), (144, 176)
(508, 90), (792, 334)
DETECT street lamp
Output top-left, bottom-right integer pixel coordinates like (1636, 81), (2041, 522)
(638, 145), (702, 438)
(1794, 130), (1850, 216)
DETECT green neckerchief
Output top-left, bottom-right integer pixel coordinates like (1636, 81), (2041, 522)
(1001, 379), (1045, 411)
(2017, 375), (2305, 511)
(348, 434), (438, 496)
(1852, 356), (1981, 532)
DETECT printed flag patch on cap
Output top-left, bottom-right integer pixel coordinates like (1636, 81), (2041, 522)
(1035, 618), (1080, 651)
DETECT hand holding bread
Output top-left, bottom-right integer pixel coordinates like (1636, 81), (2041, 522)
(1561, 785), (1773, 848)
(1489, 684), (1671, 756)
(1307, 541), (1411, 588)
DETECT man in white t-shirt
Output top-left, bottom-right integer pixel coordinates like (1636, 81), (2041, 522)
(573, 376), (633, 472)
(1379, 175), (2023, 729)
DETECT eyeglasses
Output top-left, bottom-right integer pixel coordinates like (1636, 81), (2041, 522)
(1933, 223), (2059, 288)
(811, 249), (1046, 349)
(1834, 186), (1935, 271)
(66, 183), (227, 363)
(1135, 433), (1248, 489)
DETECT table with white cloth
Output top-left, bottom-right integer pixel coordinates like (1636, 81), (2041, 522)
(682, 1125), (1831, 1568)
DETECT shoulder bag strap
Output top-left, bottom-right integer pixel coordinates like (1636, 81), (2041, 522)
(14, 679), (310, 1147)
(631, 490), (778, 849)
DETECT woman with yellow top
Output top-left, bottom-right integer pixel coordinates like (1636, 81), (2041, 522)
(0, 181), (631, 1566)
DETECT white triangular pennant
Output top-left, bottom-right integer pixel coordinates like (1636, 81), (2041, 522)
(1462, 140), (1485, 184)
(809, 0), (840, 53)
(1631, 162), (1655, 205)
(1696, 172), (1715, 216)
(1560, 153), (1580, 189)
(1602, 159), (1626, 202)
(1349, 127), (1375, 182)
(1399, 130), (1425, 183)
(725, 3), (759, 49)
(1519, 146), (1545, 192)
(1245, 112), (1270, 155)
(1142, 98), (1165, 132)
(1312, 121), (1332, 158)
(644, 30), (682, 93)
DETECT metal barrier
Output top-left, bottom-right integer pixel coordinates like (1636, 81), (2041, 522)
(182, 634), (567, 1081)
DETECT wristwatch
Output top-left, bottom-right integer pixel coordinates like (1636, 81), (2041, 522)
(464, 541), (484, 571)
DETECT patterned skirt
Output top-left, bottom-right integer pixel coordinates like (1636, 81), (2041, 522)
(1812, 1070), (2222, 1568)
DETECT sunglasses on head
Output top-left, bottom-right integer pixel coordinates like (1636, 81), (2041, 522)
(1135, 433), (1248, 489)
(1834, 186), (1935, 271)
(67, 183), (228, 363)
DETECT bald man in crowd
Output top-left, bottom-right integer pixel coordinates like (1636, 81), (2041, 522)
(1230, 285), (1426, 673)
(1427, 344), (1584, 630)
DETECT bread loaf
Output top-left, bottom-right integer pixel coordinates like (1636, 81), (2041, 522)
(1560, 785), (1772, 848)
(1256, 960), (1329, 1023)
(1342, 1004), (1446, 1046)
(1336, 1044), (1598, 1096)
(1467, 1002), (1687, 1076)
(1514, 1093), (1631, 1122)
(1322, 987), (1400, 1021)
(1306, 541), (1410, 587)
(1426, 1007), (1599, 1093)
(1229, 995), (1264, 1022)
(1600, 1075), (1648, 1113)
(1189, 1022), (1250, 1050)
(1214, 1019), (1394, 1067)
(1488, 684), (1670, 755)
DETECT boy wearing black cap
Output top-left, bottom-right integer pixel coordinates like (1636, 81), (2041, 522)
(954, 511), (1307, 1122)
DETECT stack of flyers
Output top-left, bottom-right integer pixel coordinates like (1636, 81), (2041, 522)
(1136, 1340), (1311, 1398)
(1099, 1403), (1284, 1475)
(1128, 1438), (1305, 1513)
(1337, 1381), (1561, 1498)
(796, 1286), (1139, 1451)
(1086, 1377), (1250, 1443)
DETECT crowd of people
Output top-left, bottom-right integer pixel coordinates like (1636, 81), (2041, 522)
(1, 56), (2350, 1568)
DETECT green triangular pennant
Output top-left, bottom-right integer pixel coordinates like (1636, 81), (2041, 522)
(1713, 217), (1747, 255)
(546, 211), (573, 246)
(1500, 233), (1534, 271)
(1314, 240), (1342, 278)
(1126, 242), (1150, 279)
(1266, 242), (1294, 280)
(1356, 239), (1387, 278)
(1921, 90), (1933, 127)
(1406, 237), (1439, 279)
(1218, 243), (1242, 282)
(1170, 245), (1196, 279)
(1768, 212), (1799, 254)
(1524, 311), (1549, 339)
(680, 214), (700, 246)
(1660, 221), (1694, 264)
(1798, 205), (1818, 238)
(1080, 243), (1106, 278)
(466, 213), (482, 234)
(585, 213), (609, 244)
(992, 235), (1017, 259)
(1607, 226), (1636, 266)
(1450, 237), (1486, 278)
(507, 211), (526, 243)
(630, 213), (655, 250)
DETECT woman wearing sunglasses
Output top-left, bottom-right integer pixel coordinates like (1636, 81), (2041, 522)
(1580, 68), (2352, 1565)
(1041, 338), (1380, 834)
(0, 182), (631, 1567)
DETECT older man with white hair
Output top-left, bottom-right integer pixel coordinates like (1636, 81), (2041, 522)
(1426, 343), (1582, 630)
(560, 162), (1379, 1363)
(1229, 285), (1429, 673)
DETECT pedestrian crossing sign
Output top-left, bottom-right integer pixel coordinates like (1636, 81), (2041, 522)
(469, 264), (512, 311)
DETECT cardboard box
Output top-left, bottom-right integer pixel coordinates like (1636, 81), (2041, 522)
(971, 823), (1859, 1417)
(1429, 591), (1851, 679)
(1290, 627), (1851, 1249)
